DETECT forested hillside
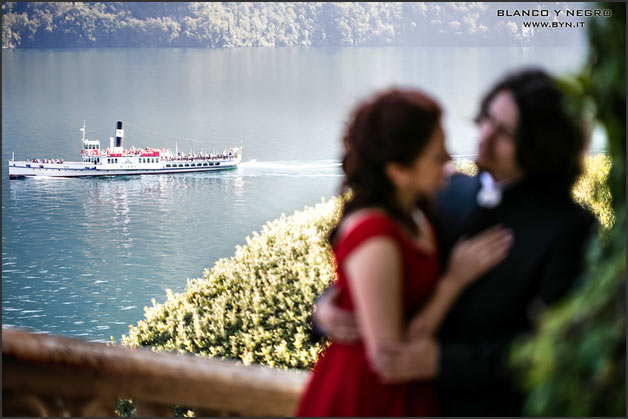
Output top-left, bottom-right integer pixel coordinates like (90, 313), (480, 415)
(2, 2), (588, 48)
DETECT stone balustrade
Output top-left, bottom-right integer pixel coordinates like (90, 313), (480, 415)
(2, 327), (310, 417)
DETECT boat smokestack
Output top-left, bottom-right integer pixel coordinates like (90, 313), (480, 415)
(115, 121), (124, 148)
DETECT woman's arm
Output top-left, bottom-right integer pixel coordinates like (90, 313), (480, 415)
(312, 226), (513, 346)
(311, 285), (360, 343)
(369, 226), (513, 384)
(344, 236), (404, 370)
(408, 225), (513, 338)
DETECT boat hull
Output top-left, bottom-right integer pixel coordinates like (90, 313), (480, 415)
(8, 160), (240, 179)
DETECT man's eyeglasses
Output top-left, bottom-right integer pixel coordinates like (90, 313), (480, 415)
(474, 111), (517, 139)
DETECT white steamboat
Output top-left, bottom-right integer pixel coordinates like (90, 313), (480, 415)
(8, 121), (242, 179)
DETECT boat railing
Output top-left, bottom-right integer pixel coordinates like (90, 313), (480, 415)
(162, 155), (236, 162)
(2, 327), (309, 417)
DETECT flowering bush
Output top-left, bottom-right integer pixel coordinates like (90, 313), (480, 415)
(453, 158), (479, 177)
(572, 154), (613, 229)
(122, 197), (343, 369)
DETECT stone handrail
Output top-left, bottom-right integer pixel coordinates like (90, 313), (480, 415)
(2, 327), (310, 417)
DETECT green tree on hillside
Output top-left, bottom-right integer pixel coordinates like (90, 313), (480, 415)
(2, 2), (589, 49)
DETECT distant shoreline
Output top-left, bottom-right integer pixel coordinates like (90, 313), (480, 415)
(2, 2), (588, 49)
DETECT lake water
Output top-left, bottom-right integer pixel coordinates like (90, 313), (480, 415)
(2, 46), (600, 342)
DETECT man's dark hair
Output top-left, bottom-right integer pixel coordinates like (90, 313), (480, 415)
(477, 68), (587, 193)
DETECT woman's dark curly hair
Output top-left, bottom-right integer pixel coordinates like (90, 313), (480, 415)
(476, 68), (587, 194)
(330, 88), (442, 244)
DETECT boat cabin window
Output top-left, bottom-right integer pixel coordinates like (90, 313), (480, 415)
(184, 164), (190, 167)
(203, 163), (208, 166)
(215, 162), (220, 166)
(166, 164), (171, 168)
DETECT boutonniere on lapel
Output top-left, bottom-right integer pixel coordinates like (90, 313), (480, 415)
(477, 172), (503, 208)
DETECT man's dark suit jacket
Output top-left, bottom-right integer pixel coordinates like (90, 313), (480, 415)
(434, 173), (595, 416)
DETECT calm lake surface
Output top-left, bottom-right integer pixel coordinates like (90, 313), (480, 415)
(2, 46), (600, 342)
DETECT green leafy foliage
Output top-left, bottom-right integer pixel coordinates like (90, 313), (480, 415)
(510, 3), (626, 416)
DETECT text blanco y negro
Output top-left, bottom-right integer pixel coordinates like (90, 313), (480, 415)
(498, 9), (612, 17)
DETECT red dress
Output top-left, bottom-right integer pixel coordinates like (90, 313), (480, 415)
(296, 213), (440, 417)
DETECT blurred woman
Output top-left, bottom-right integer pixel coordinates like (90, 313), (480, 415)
(296, 88), (513, 416)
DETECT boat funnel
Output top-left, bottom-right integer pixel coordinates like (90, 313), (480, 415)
(115, 121), (124, 148)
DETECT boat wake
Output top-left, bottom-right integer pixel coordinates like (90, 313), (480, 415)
(238, 159), (342, 177)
